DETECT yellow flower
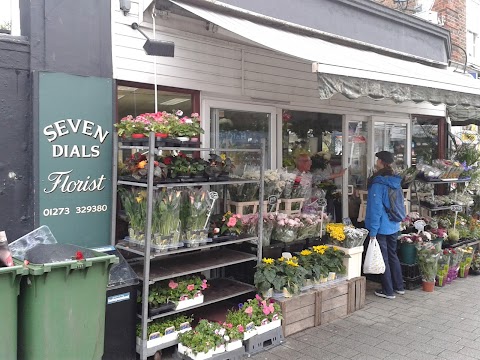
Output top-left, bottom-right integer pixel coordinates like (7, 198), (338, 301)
(135, 196), (143, 203)
(291, 256), (298, 262)
(286, 260), (299, 267)
(278, 257), (285, 262)
(262, 258), (275, 265)
(333, 246), (338, 251)
(300, 249), (312, 256)
(313, 245), (328, 255)
(220, 153), (227, 161)
(137, 160), (147, 169)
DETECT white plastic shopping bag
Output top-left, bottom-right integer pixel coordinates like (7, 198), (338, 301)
(363, 238), (386, 274)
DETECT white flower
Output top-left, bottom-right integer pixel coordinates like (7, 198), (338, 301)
(224, 335), (230, 342)
(176, 110), (183, 116)
(219, 328), (226, 336)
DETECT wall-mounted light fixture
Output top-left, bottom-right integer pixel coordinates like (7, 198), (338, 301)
(131, 23), (175, 57)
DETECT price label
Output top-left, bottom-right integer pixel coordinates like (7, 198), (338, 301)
(268, 195), (278, 205)
(209, 191), (219, 200)
(450, 205), (463, 212)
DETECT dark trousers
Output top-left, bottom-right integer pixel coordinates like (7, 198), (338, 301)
(377, 233), (404, 296)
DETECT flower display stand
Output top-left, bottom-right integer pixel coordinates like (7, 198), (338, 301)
(226, 200), (280, 215)
(278, 198), (305, 215)
(277, 290), (316, 337)
(327, 245), (364, 280)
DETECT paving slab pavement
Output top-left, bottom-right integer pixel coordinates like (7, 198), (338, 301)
(251, 275), (480, 360)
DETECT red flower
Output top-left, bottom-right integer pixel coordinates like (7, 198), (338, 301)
(163, 157), (172, 165)
(75, 251), (84, 260)
(178, 152), (187, 158)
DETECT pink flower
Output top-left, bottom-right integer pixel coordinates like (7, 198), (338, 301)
(201, 282), (208, 290)
(187, 284), (195, 291)
(245, 306), (253, 316)
(176, 110), (183, 116)
(191, 113), (199, 118)
(227, 323), (233, 328)
(255, 294), (262, 301)
(263, 306), (271, 316)
(227, 217), (237, 227)
(237, 325), (244, 333)
(168, 280), (178, 289)
(268, 304), (274, 313)
(214, 227), (220, 234)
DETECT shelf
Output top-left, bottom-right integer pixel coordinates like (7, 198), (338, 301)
(147, 278), (256, 321)
(419, 204), (452, 212)
(132, 249), (257, 282)
(118, 179), (259, 188)
(119, 145), (261, 153)
(415, 178), (470, 185)
(116, 236), (258, 258)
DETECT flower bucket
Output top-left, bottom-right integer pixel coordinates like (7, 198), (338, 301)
(399, 243), (417, 265)
(459, 265), (470, 278)
(422, 281), (435, 292)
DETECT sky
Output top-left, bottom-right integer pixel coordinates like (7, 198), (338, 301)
(0, 0), (12, 25)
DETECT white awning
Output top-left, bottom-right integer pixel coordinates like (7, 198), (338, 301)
(170, 0), (480, 109)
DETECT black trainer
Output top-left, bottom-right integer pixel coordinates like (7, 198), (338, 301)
(374, 290), (395, 299)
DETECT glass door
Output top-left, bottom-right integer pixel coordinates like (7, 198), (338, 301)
(372, 119), (411, 169)
(342, 116), (369, 223)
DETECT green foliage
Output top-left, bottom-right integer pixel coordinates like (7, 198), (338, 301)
(136, 314), (193, 338)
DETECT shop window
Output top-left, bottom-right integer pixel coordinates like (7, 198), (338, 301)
(210, 108), (271, 169)
(412, 118), (439, 166)
(117, 85), (193, 120)
(282, 110), (343, 171)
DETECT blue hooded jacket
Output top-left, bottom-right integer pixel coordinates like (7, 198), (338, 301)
(364, 175), (402, 237)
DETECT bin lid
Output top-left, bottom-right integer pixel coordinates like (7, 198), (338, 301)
(91, 246), (139, 288)
(24, 244), (98, 264)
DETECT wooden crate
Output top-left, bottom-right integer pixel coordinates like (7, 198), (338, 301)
(347, 276), (366, 314)
(278, 198), (305, 215)
(316, 282), (349, 326)
(277, 290), (316, 337)
(226, 200), (280, 215)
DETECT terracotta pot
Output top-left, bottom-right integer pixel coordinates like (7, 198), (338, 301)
(155, 132), (168, 138)
(131, 133), (146, 139)
(422, 281), (435, 292)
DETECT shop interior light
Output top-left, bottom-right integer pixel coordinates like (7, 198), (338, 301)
(131, 23), (175, 57)
(160, 98), (190, 106)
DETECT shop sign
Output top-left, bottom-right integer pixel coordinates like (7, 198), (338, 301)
(37, 72), (113, 247)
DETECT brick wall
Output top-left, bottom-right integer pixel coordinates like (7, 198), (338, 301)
(372, 0), (467, 63)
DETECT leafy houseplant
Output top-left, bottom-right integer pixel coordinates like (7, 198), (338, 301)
(119, 188), (147, 243)
(277, 256), (308, 296)
(254, 258), (284, 296)
(152, 190), (182, 251)
(170, 156), (191, 178)
(181, 189), (212, 243)
(416, 242), (440, 290)
(136, 314), (193, 339)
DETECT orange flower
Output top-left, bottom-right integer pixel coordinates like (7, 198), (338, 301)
(137, 160), (147, 169)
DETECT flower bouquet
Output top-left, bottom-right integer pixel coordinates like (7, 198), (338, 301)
(459, 246), (474, 278)
(325, 223), (345, 246)
(263, 169), (286, 200)
(210, 212), (242, 242)
(151, 190), (182, 252)
(181, 189), (212, 246)
(271, 214), (303, 243)
(447, 248), (463, 282)
(227, 170), (260, 202)
(119, 188), (147, 245)
(242, 213), (276, 246)
(297, 214), (322, 240)
(342, 226), (368, 248)
(436, 250), (451, 287)
(416, 242), (440, 291)
(282, 171), (312, 200)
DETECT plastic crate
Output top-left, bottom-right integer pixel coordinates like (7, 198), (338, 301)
(404, 276), (422, 290)
(401, 263), (421, 279)
(245, 326), (284, 356)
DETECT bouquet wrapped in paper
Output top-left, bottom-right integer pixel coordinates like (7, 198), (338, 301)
(281, 170), (312, 200)
(436, 250), (451, 286)
(343, 227), (369, 248)
(242, 213), (276, 246)
(263, 169), (286, 200)
(227, 170), (260, 202)
(297, 214), (322, 240)
(272, 214), (303, 243)
(416, 242), (440, 282)
(152, 190), (182, 251)
(181, 189), (212, 243)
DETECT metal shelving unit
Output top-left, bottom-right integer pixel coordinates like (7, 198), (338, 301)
(112, 133), (265, 360)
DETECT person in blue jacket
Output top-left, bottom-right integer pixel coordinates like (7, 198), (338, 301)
(365, 151), (405, 299)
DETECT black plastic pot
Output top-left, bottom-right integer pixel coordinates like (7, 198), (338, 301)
(137, 302), (176, 317)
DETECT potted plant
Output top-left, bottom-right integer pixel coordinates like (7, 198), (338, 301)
(225, 305), (256, 340)
(310, 245), (331, 285)
(211, 212), (242, 241)
(459, 246), (474, 277)
(323, 246), (347, 279)
(436, 249), (450, 287)
(271, 214), (302, 243)
(189, 112), (204, 142)
(115, 114), (150, 138)
(416, 242), (440, 292)
(149, 113), (170, 138)
(136, 314), (192, 348)
(177, 321), (216, 360)
(181, 189), (211, 246)
(119, 188), (147, 246)
(242, 295), (282, 334)
(254, 258), (284, 298)
(138, 286), (175, 317)
(277, 256), (308, 297)
(190, 158), (208, 179)
(170, 155), (191, 180)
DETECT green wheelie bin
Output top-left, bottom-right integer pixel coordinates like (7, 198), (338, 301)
(0, 262), (28, 360)
(18, 245), (118, 360)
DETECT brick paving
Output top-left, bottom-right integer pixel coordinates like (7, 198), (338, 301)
(251, 276), (480, 360)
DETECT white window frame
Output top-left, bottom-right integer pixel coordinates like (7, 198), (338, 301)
(202, 99), (277, 168)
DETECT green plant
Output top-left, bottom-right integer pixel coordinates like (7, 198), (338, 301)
(297, 249), (328, 281)
(219, 212), (242, 235)
(190, 158), (207, 176)
(324, 247), (347, 274)
(181, 189), (211, 234)
(254, 258), (284, 292)
(276, 257), (308, 294)
(170, 156), (191, 177)
(454, 144), (480, 167)
(152, 190), (181, 239)
(136, 314), (193, 338)
(119, 188), (146, 233)
(416, 243), (440, 282)
(448, 228), (460, 243)
(114, 115), (149, 137)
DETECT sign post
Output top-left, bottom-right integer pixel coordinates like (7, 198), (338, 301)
(37, 72), (113, 247)
(450, 205), (463, 230)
